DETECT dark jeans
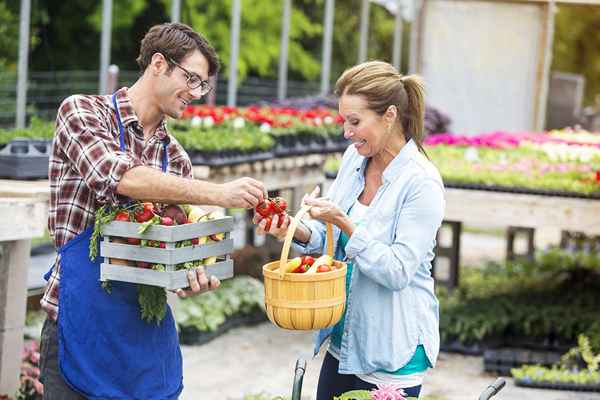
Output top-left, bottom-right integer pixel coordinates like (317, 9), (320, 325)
(39, 318), (86, 400)
(316, 352), (422, 400)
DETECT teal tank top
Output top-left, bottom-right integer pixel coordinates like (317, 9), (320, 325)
(330, 222), (431, 375)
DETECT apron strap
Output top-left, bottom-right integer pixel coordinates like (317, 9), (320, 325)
(111, 93), (126, 152)
(111, 91), (169, 171)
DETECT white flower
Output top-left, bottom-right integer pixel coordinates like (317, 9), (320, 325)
(190, 116), (202, 127)
(203, 116), (215, 128)
(324, 116), (334, 125)
(259, 123), (271, 133)
(314, 117), (323, 126)
(233, 117), (245, 129)
(464, 146), (479, 162)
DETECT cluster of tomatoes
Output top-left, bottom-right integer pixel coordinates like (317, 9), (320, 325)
(254, 196), (288, 231)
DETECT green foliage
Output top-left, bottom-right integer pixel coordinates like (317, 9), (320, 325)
(170, 120), (275, 152)
(553, 5), (600, 105)
(512, 364), (600, 385)
(176, 275), (264, 332)
(0, 117), (55, 144)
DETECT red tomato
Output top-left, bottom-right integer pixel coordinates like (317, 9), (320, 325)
(302, 256), (315, 266)
(114, 211), (130, 221)
(126, 237), (140, 245)
(276, 213), (286, 228)
(255, 201), (272, 218)
(263, 217), (272, 231)
(317, 265), (331, 273)
(160, 216), (174, 226)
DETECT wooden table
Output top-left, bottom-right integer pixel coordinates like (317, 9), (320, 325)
(0, 193), (49, 395)
(434, 188), (600, 287)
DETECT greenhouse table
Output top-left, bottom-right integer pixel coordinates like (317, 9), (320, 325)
(0, 195), (48, 396)
(435, 188), (600, 288)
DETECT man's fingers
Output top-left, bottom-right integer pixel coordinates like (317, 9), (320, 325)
(195, 267), (209, 292)
(209, 276), (220, 290)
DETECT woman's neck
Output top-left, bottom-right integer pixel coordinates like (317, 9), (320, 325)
(371, 133), (406, 171)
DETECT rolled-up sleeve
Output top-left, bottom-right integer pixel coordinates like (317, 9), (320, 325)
(55, 95), (143, 204)
(345, 177), (445, 291)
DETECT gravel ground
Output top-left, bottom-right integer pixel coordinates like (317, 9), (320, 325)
(180, 228), (597, 400)
(180, 321), (600, 400)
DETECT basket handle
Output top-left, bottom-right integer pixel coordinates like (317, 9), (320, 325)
(279, 204), (334, 278)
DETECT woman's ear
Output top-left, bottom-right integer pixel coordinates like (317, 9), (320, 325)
(384, 105), (397, 125)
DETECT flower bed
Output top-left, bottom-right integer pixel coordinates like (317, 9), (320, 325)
(425, 128), (600, 196)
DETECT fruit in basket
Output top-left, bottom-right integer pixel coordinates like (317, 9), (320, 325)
(134, 203), (155, 222)
(161, 204), (188, 225)
(301, 255), (315, 266)
(160, 216), (174, 226)
(317, 265), (331, 273)
(187, 206), (208, 223)
(282, 257), (302, 273)
(203, 256), (217, 265)
(115, 211), (130, 221)
(306, 255), (333, 274)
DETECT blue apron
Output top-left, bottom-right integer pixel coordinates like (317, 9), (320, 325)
(52, 93), (182, 399)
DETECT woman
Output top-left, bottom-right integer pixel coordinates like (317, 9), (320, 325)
(255, 61), (445, 399)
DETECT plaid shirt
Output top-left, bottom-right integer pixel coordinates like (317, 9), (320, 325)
(41, 87), (193, 320)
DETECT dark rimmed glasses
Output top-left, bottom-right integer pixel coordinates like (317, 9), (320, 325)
(167, 56), (212, 96)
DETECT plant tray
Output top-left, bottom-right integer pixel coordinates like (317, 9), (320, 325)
(0, 138), (51, 179)
(515, 378), (600, 392)
(444, 181), (600, 200)
(99, 216), (235, 290)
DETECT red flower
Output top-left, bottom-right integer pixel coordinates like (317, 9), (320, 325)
(596, 170), (600, 183)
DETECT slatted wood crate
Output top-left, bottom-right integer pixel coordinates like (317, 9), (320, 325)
(99, 216), (234, 290)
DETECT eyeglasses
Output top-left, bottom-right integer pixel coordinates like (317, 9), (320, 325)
(167, 56), (212, 96)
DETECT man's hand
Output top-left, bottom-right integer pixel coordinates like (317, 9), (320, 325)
(175, 266), (220, 298)
(219, 177), (265, 208)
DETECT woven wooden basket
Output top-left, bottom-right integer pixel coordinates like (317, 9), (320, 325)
(262, 205), (347, 330)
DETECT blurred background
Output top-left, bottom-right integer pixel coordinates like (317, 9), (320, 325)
(1, 1), (600, 400)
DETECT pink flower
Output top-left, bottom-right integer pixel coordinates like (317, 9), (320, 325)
(370, 384), (407, 400)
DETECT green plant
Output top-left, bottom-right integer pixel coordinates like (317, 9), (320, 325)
(0, 117), (54, 144)
(176, 276), (265, 332)
(438, 249), (600, 350)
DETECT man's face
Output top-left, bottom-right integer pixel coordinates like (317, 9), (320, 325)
(154, 50), (210, 119)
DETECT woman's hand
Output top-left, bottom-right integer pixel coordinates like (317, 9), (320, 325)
(302, 186), (343, 225)
(252, 212), (291, 241)
(303, 186), (353, 236)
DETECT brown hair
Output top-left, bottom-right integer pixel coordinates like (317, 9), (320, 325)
(335, 61), (427, 155)
(136, 23), (219, 76)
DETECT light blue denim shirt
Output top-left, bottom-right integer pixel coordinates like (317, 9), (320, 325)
(292, 139), (445, 375)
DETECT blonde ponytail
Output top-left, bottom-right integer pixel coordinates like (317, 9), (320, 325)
(400, 75), (428, 156)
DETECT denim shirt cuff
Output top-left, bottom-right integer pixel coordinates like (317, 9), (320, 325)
(291, 222), (322, 254)
(345, 225), (371, 259)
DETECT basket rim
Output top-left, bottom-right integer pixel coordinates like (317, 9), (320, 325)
(262, 259), (346, 281)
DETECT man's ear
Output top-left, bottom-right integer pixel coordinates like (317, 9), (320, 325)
(149, 53), (168, 76)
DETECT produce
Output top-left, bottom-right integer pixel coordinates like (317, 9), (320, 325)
(254, 196), (290, 230)
(90, 201), (229, 324)
(161, 204), (188, 225)
(306, 255), (333, 274)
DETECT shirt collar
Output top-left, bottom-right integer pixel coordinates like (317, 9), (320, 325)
(113, 87), (169, 142)
(382, 138), (418, 183)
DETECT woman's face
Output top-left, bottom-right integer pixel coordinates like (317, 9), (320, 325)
(338, 94), (390, 158)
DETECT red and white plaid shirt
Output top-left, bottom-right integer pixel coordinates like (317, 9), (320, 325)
(41, 87), (193, 320)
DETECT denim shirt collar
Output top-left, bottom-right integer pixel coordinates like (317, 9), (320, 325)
(382, 138), (417, 184)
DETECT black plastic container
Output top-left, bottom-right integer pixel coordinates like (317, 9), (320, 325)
(0, 138), (51, 179)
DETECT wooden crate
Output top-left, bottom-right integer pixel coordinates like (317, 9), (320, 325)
(99, 216), (234, 290)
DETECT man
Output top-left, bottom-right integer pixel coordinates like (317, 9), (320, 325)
(39, 23), (265, 399)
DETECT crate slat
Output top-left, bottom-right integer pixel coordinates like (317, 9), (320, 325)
(100, 239), (233, 264)
(101, 217), (234, 242)
(100, 259), (234, 290)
